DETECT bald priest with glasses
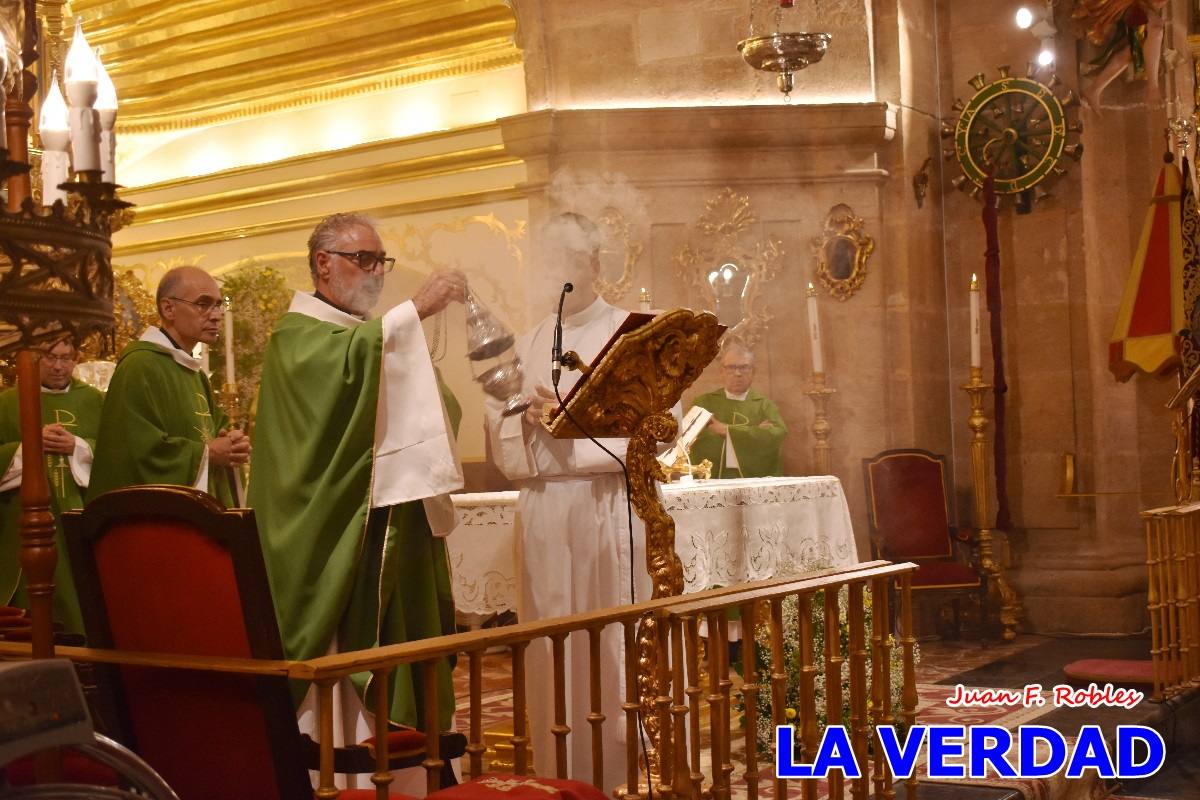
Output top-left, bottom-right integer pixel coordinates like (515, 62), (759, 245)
(249, 213), (467, 785)
(89, 266), (249, 506)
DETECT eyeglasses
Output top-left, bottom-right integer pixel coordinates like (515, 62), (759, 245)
(41, 354), (76, 365)
(326, 250), (396, 273)
(722, 364), (753, 373)
(168, 296), (225, 315)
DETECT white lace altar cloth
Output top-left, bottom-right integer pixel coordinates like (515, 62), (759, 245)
(447, 476), (858, 616)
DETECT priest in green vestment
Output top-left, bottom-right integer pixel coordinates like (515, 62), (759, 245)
(0, 339), (103, 634)
(249, 212), (467, 758)
(88, 267), (250, 506)
(691, 341), (788, 478)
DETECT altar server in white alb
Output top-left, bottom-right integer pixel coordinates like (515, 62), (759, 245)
(484, 212), (650, 792)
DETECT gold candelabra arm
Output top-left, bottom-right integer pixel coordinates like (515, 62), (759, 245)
(960, 367), (1021, 640)
(806, 372), (836, 475)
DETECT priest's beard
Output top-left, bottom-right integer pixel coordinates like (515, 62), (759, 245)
(330, 270), (383, 314)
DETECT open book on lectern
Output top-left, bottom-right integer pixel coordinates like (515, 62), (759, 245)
(543, 308), (724, 441)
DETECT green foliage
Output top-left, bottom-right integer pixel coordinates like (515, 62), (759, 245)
(209, 266), (291, 430)
(735, 587), (916, 757)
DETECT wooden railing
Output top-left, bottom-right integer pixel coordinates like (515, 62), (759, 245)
(1142, 504), (1200, 700)
(0, 560), (918, 800)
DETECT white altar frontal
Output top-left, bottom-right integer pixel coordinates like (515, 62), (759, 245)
(447, 475), (860, 618)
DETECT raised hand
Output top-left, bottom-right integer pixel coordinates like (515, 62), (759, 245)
(412, 269), (468, 320)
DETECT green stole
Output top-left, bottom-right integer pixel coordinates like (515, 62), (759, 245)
(0, 381), (104, 633)
(87, 339), (233, 506)
(249, 310), (458, 730)
(691, 388), (788, 478)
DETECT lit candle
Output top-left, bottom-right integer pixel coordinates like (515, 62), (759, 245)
(223, 298), (235, 385)
(64, 19), (100, 175)
(639, 287), (651, 313)
(94, 50), (118, 184)
(39, 74), (71, 205)
(806, 282), (824, 374)
(970, 273), (981, 369)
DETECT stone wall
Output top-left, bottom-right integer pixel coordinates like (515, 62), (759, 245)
(504, 0), (1194, 633)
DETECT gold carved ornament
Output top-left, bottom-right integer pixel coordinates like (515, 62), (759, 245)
(592, 207), (644, 306)
(545, 308), (723, 773)
(673, 188), (784, 348)
(391, 214), (527, 331)
(812, 203), (874, 301)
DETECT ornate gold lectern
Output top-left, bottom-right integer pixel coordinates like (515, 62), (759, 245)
(545, 308), (723, 783)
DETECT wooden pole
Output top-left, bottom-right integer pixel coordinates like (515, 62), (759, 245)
(17, 350), (55, 661)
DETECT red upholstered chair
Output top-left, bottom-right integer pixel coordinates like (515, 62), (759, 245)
(62, 485), (464, 800)
(863, 449), (985, 637)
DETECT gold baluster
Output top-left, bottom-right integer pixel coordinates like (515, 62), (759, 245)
(684, 615), (705, 799)
(622, 620), (642, 800)
(316, 680), (337, 800)
(823, 589), (845, 800)
(739, 601), (761, 800)
(373, 668), (393, 799)
(424, 660), (444, 794)
(670, 615), (691, 800)
(468, 650), (486, 779)
(768, 598), (788, 800)
(552, 633), (570, 777)
(512, 642), (530, 775)
(588, 627), (606, 790)
(798, 592), (818, 800)
(848, 582), (868, 800)
(900, 574), (919, 800)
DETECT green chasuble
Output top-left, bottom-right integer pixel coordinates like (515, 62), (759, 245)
(691, 388), (788, 479)
(88, 336), (234, 506)
(249, 302), (460, 731)
(0, 381), (103, 633)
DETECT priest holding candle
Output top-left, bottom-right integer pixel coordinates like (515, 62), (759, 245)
(89, 266), (250, 505)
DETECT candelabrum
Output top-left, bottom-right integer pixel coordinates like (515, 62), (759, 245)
(806, 372), (835, 474)
(962, 367), (1022, 640)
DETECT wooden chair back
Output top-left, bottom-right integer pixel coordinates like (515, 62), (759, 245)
(63, 485), (310, 800)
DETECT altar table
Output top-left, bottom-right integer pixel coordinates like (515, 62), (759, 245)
(446, 476), (859, 617)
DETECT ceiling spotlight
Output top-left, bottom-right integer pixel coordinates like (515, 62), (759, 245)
(1037, 44), (1055, 66)
(1015, 7), (1034, 28)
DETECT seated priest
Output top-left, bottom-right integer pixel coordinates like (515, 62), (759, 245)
(690, 340), (788, 478)
(88, 266), (250, 505)
(249, 212), (466, 793)
(484, 212), (652, 793)
(0, 338), (103, 634)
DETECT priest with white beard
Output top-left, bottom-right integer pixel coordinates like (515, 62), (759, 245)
(250, 212), (466, 793)
(485, 212), (652, 792)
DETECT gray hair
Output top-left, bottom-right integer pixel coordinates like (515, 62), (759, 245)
(721, 339), (755, 366)
(307, 212), (378, 282)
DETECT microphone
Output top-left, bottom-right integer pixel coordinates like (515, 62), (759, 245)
(552, 282), (574, 388)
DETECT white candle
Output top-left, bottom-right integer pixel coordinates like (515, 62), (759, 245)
(64, 20), (100, 175)
(639, 287), (651, 313)
(223, 300), (235, 385)
(199, 343), (210, 375)
(95, 52), (118, 183)
(970, 273), (981, 369)
(39, 75), (71, 205)
(806, 282), (824, 374)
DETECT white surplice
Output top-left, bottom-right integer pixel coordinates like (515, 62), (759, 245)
(486, 297), (651, 793)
